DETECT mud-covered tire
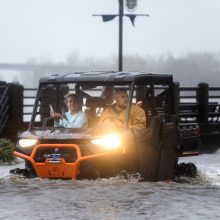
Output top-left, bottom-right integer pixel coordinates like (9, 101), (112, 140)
(10, 161), (37, 178)
(176, 162), (197, 178)
(25, 161), (37, 178)
(10, 168), (30, 177)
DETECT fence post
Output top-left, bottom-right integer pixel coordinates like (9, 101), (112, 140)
(4, 83), (23, 140)
(197, 82), (209, 125)
(172, 82), (180, 116)
(0, 81), (8, 135)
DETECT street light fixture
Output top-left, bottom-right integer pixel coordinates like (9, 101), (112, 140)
(126, 0), (137, 11)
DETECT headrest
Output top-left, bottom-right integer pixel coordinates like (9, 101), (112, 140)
(85, 97), (106, 108)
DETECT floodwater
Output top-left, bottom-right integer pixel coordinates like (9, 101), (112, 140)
(0, 150), (220, 220)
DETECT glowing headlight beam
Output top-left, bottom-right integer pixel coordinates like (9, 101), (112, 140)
(91, 134), (121, 150)
(18, 139), (38, 148)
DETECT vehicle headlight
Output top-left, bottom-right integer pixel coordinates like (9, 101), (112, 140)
(91, 134), (121, 150)
(18, 139), (38, 148)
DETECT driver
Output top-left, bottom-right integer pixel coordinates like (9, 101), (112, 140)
(99, 88), (146, 129)
(50, 93), (88, 128)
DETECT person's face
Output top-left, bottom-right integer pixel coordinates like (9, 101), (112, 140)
(115, 91), (128, 109)
(66, 96), (79, 113)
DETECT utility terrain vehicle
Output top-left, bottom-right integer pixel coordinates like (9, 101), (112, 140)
(13, 72), (200, 180)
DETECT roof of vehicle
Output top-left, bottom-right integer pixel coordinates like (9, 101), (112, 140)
(39, 71), (173, 85)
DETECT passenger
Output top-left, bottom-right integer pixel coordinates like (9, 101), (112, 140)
(50, 93), (88, 128)
(99, 88), (146, 129)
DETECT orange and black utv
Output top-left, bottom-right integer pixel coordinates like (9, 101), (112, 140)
(12, 72), (200, 180)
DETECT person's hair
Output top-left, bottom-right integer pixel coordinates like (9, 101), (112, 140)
(64, 93), (79, 104)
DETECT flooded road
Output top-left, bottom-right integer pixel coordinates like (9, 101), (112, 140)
(0, 150), (220, 220)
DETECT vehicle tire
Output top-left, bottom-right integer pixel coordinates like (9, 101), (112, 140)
(25, 161), (37, 178)
(176, 162), (197, 178)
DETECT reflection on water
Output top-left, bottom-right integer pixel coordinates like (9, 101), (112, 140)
(0, 151), (220, 220)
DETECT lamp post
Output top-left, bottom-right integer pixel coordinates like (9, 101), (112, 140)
(93, 0), (148, 71)
(118, 0), (124, 71)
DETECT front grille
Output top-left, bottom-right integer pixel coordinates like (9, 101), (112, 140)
(34, 147), (77, 163)
(39, 139), (93, 156)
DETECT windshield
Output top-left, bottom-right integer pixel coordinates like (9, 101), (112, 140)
(30, 83), (131, 128)
(30, 81), (172, 129)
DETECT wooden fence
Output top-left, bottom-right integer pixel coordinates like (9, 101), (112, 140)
(1, 83), (220, 140)
(0, 83), (9, 134)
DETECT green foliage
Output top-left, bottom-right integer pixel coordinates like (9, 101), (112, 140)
(0, 138), (15, 162)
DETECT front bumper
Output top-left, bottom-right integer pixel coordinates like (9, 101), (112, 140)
(14, 144), (109, 179)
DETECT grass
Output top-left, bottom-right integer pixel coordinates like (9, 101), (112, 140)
(0, 138), (15, 162)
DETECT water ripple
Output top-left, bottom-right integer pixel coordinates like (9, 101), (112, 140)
(0, 151), (220, 220)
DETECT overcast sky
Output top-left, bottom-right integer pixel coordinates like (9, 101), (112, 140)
(0, 0), (220, 63)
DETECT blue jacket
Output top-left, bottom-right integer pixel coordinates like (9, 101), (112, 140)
(55, 111), (88, 128)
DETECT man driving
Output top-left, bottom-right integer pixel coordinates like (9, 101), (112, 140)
(99, 88), (146, 129)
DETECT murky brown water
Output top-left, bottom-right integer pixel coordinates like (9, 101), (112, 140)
(0, 150), (220, 220)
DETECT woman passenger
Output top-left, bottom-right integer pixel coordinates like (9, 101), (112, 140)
(50, 93), (88, 128)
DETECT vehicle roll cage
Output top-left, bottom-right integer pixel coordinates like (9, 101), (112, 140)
(29, 72), (174, 130)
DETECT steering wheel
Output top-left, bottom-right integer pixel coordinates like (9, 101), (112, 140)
(101, 116), (124, 127)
